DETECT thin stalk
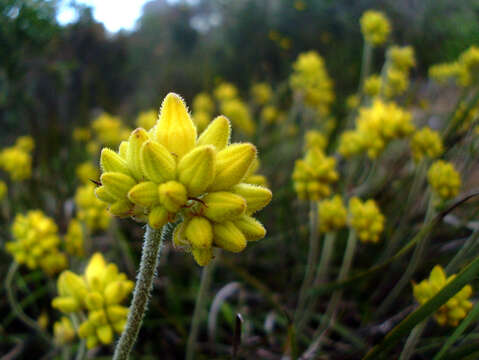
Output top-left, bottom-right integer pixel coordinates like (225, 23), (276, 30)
(399, 321), (428, 360)
(294, 201), (319, 325)
(113, 224), (167, 360)
(5, 262), (52, 344)
(358, 41), (373, 97)
(185, 252), (219, 360)
(446, 228), (479, 274)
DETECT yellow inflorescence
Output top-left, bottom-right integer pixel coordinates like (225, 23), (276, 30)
(54, 317), (76, 345)
(388, 45), (416, 71)
(318, 195), (347, 233)
(410, 127), (444, 163)
(427, 160), (461, 200)
(95, 93), (272, 266)
(413, 265), (473, 326)
(75, 183), (111, 232)
(384, 66), (409, 98)
(0, 136), (34, 181)
(290, 51), (335, 116)
(304, 130), (327, 151)
(52, 253), (134, 349)
(251, 82), (273, 105)
(363, 74), (382, 97)
(135, 109), (158, 131)
(76, 161), (100, 184)
(348, 197), (385, 243)
(91, 113), (131, 147)
(65, 219), (85, 256)
(220, 98), (256, 136)
(6, 211), (67, 275)
(360, 10), (391, 46)
(292, 148), (338, 201)
(15, 135), (35, 152)
(429, 46), (479, 87)
(0, 180), (7, 201)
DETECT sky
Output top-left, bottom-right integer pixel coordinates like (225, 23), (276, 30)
(57, 0), (151, 32)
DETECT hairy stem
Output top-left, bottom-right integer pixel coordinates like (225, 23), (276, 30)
(113, 224), (168, 360)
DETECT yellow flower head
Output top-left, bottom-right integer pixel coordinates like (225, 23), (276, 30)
(76, 161), (99, 184)
(75, 184), (111, 232)
(6, 211), (67, 275)
(292, 148), (338, 201)
(0, 180), (7, 201)
(260, 105), (279, 125)
(429, 62), (462, 85)
(0, 146), (32, 181)
(384, 67), (409, 98)
(387, 45), (416, 71)
(92, 113), (130, 147)
(135, 109), (158, 131)
(221, 98), (256, 135)
(52, 253), (134, 349)
(348, 197), (385, 243)
(338, 130), (364, 158)
(95, 93), (272, 266)
(459, 45), (479, 86)
(410, 127), (444, 163)
(304, 130), (327, 151)
(15, 135), (35, 152)
(73, 127), (92, 142)
(65, 219), (85, 256)
(427, 160), (461, 200)
(363, 74), (382, 97)
(290, 51), (334, 115)
(318, 195), (347, 233)
(360, 10), (391, 46)
(214, 82), (238, 102)
(193, 93), (215, 114)
(413, 265), (473, 326)
(251, 82), (273, 105)
(54, 317), (76, 345)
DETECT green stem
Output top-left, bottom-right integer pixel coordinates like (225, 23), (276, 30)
(399, 321), (427, 360)
(358, 41), (373, 96)
(185, 252), (219, 360)
(294, 201), (319, 324)
(5, 262), (52, 344)
(113, 224), (167, 360)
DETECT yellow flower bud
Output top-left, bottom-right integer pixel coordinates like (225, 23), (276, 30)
(201, 191), (246, 222)
(52, 297), (80, 313)
(54, 317), (75, 345)
(192, 247), (213, 266)
(231, 183), (272, 214)
(85, 292), (104, 310)
(100, 148), (130, 175)
(233, 215), (266, 241)
(148, 206), (170, 229)
(118, 141), (129, 159)
(100, 172), (136, 200)
(158, 181), (188, 213)
(178, 145), (216, 196)
(153, 92), (197, 159)
(109, 200), (133, 217)
(97, 325), (113, 344)
(185, 216), (213, 249)
(140, 140), (177, 183)
(209, 143), (257, 191)
(128, 181), (159, 208)
(107, 305), (129, 322)
(126, 128), (150, 180)
(197, 115), (231, 150)
(213, 221), (247, 253)
(173, 222), (190, 251)
(95, 186), (117, 203)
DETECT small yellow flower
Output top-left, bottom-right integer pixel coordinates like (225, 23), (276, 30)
(348, 197), (385, 243)
(250, 83), (273, 105)
(360, 10), (391, 46)
(193, 93), (215, 114)
(428, 160), (461, 200)
(410, 127), (444, 163)
(76, 161), (99, 184)
(54, 317), (76, 345)
(363, 74), (382, 97)
(338, 130), (364, 158)
(260, 105), (279, 125)
(318, 195), (347, 233)
(384, 67), (409, 98)
(413, 265), (473, 326)
(221, 98), (256, 136)
(214, 82), (238, 102)
(135, 109), (158, 130)
(65, 219), (85, 256)
(304, 130), (327, 151)
(0, 146), (32, 181)
(15, 135), (35, 152)
(92, 113), (131, 147)
(388, 45), (416, 71)
(75, 184), (111, 232)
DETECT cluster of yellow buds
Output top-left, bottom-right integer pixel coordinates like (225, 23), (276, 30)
(388, 45), (416, 71)
(260, 105), (279, 125)
(413, 265), (473, 326)
(52, 253), (133, 349)
(429, 46), (479, 87)
(54, 317), (76, 345)
(0, 136), (34, 181)
(64, 219), (85, 256)
(220, 98), (255, 136)
(292, 148), (338, 200)
(382, 46), (416, 98)
(346, 94), (360, 110)
(384, 66), (409, 98)
(91, 113), (131, 147)
(76, 161), (99, 184)
(243, 158), (268, 187)
(0, 180), (7, 201)
(75, 183), (111, 232)
(304, 130), (327, 151)
(360, 10), (391, 46)
(290, 51), (335, 116)
(427, 160), (461, 200)
(214, 82), (238, 102)
(73, 127), (92, 142)
(410, 127), (444, 163)
(250, 82), (273, 105)
(429, 62), (462, 85)
(348, 197), (385, 243)
(192, 93), (215, 132)
(6, 211), (67, 275)
(95, 93), (272, 266)
(318, 195), (347, 233)
(135, 109), (157, 131)
(363, 74), (382, 97)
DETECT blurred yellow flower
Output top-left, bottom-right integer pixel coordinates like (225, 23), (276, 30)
(363, 74), (382, 97)
(214, 82), (238, 102)
(318, 195), (347, 233)
(75, 183), (111, 232)
(388, 46), (416, 71)
(76, 161), (99, 184)
(0, 146), (32, 181)
(135, 109), (157, 131)
(73, 127), (92, 142)
(65, 218), (85, 257)
(360, 10), (391, 46)
(304, 130), (327, 151)
(193, 111), (211, 133)
(260, 105), (279, 125)
(15, 135), (35, 152)
(193, 93), (215, 114)
(221, 98), (256, 135)
(251, 82), (273, 105)
(348, 197), (385, 244)
(54, 317), (76, 345)
(428, 160), (461, 200)
(410, 127), (443, 163)
(92, 113), (130, 147)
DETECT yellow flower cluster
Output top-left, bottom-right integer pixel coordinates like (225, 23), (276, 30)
(192, 93), (215, 133)
(384, 66), (409, 98)
(52, 253), (134, 349)
(75, 183), (111, 232)
(427, 160), (461, 200)
(73, 127), (92, 142)
(410, 127), (444, 163)
(65, 219), (85, 256)
(220, 98), (256, 136)
(0, 180), (7, 201)
(6, 211), (67, 275)
(92, 113), (131, 147)
(363, 74), (382, 97)
(290, 51), (334, 116)
(54, 317), (76, 345)
(413, 265), (473, 326)
(0, 136), (34, 181)
(383, 46), (416, 98)
(429, 62), (462, 85)
(292, 148), (338, 200)
(76, 161), (99, 184)
(318, 195), (347, 233)
(360, 10), (391, 46)
(135, 109), (157, 131)
(388, 45), (416, 71)
(251, 82), (273, 105)
(348, 197), (385, 243)
(429, 46), (479, 87)
(304, 130), (327, 151)
(95, 93), (272, 266)
(339, 99), (415, 159)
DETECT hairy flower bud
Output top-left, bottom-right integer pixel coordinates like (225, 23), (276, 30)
(231, 183), (272, 214)
(100, 172), (136, 200)
(197, 115), (231, 150)
(192, 247), (213, 266)
(233, 215), (266, 241)
(213, 221), (247, 253)
(148, 206), (170, 229)
(185, 217), (213, 249)
(126, 128), (150, 180)
(140, 140), (176, 183)
(158, 181), (187, 213)
(109, 200), (133, 217)
(100, 148), (130, 175)
(202, 192), (246, 222)
(128, 181), (159, 208)
(178, 145), (216, 196)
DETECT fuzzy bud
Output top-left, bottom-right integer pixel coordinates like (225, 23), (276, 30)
(213, 221), (247, 253)
(231, 183), (272, 214)
(100, 172), (136, 200)
(128, 181), (159, 208)
(100, 148), (130, 175)
(185, 217), (213, 249)
(178, 145), (216, 196)
(192, 247), (213, 266)
(126, 128), (150, 180)
(196, 115), (231, 150)
(202, 192), (246, 222)
(158, 181), (188, 213)
(140, 140), (176, 183)
(233, 215), (266, 241)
